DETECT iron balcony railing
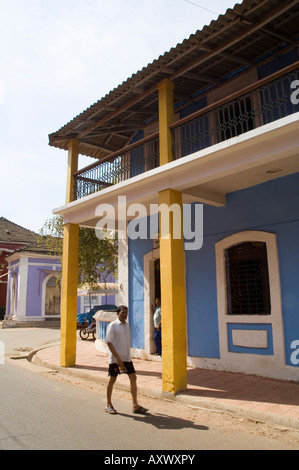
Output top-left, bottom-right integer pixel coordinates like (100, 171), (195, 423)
(171, 65), (299, 160)
(74, 64), (299, 200)
(74, 134), (159, 200)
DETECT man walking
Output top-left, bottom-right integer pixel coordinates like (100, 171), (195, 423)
(105, 305), (148, 415)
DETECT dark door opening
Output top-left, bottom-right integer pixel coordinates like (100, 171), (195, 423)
(154, 259), (161, 300)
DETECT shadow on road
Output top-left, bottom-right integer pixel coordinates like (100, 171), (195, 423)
(116, 412), (209, 431)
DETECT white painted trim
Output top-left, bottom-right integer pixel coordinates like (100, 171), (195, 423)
(6, 251), (61, 262)
(41, 272), (61, 318)
(53, 113), (299, 225)
(215, 231), (299, 381)
(5, 267), (10, 314)
(16, 257), (28, 318)
(8, 316), (57, 322)
(232, 329), (268, 348)
(118, 229), (128, 307)
(8, 272), (17, 317)
(186, 355), (298, 381)
(6, 258), (61, 269)
(6, 252), (61, 264)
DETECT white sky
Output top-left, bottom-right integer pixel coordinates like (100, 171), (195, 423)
(0, 0), (238, 233)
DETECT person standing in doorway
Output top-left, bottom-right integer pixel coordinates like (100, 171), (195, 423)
(151, 297), (162, 356)
(105, 305), (148, 415)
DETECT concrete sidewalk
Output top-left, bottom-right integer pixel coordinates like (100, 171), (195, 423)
(33, 339), (299, 431)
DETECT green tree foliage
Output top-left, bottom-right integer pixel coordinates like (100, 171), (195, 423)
(39, 216), (118, 287)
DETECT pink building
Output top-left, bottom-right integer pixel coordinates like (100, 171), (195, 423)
(0, 217), (38, 309)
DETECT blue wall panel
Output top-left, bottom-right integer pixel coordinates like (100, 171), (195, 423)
(128, 173), (299, 366)
(185, 172), (299, 364)
(227, 323), (273, 355)
(128, 218), (153, 350)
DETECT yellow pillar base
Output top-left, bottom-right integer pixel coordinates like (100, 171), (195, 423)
(60, 223), (79, 367)
(159, 189), (187, 394)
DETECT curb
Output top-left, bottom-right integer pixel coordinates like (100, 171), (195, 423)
(30, 348), (299, 432)
(173, 393), (299, 431)
(31, 349), (109, 386)
(1, 320), (60, 329)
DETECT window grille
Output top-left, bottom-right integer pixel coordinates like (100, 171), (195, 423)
(225, 241), (271, 315)
(217, 96), (255, 142)
(172, 68), (299, 160)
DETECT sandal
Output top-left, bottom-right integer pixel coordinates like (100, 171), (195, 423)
(133, 405), (148, 414)
(105, 405), (117, 414)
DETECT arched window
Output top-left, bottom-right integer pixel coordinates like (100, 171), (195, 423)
(45, 275), (60, 316)
(215, 231), (285, 377)
(46, 276), (58, 288)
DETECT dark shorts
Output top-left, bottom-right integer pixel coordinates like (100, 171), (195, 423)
(108, 361), (136, 377)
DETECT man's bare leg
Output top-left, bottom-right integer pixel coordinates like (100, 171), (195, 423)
(106, 375), (117, 408)
(128, 373), (138, 409)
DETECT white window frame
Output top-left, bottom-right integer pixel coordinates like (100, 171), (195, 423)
(41, 273), (61, 318)
(215, 231), (285, 377)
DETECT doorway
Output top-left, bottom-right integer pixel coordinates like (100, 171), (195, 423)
(144, 248), (160, 355)
(45, 276), (61, 316)
(154, 259), (161, 300)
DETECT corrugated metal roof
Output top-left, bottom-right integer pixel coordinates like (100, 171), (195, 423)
(49, 0), (299, 160)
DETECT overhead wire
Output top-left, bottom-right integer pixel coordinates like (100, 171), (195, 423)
(183, 0), (219, 15)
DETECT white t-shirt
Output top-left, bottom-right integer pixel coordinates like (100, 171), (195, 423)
(153, 306), (161, 328)
(105, 319), (132, 364)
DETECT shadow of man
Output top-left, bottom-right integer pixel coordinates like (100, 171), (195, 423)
(117, 411), (209, 431)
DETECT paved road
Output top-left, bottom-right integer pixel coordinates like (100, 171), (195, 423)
(0, 327), (61, 356)
(2, 359), (298, 451)
(0, 328), (298, 451)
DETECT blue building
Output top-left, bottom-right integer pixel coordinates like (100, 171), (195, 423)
(49, 0), (299, 390)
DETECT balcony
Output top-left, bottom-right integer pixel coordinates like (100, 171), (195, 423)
(74, 135), (159, 200)
(74, 65), (299, 200)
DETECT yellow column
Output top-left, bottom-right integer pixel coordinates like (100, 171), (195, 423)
(66, 139), (79, 204)
(157, 79), (174, 165)
(60, 223), (79, 366)
(159, 188), (187, 394)
(60, 138), (79, 367)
